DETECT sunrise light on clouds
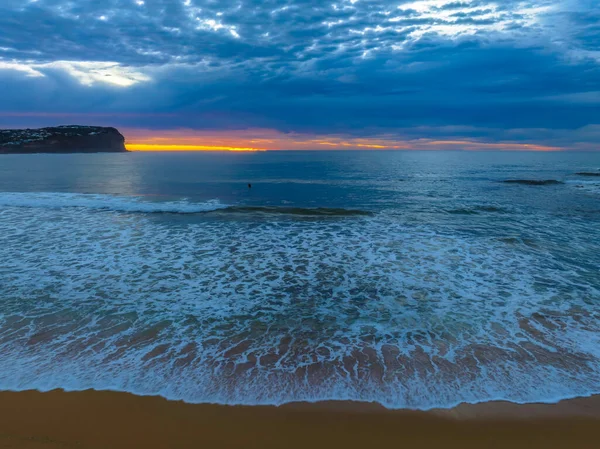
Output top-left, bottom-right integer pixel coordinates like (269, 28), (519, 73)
(1, 0), (599, 150)
(123, 128), (565, 151)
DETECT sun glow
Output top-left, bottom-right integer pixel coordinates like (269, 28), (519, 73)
(122, 128), (566, 152)
(127, 144), (266, 152)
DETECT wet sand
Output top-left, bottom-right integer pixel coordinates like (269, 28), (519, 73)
(0, 390), (599, 449)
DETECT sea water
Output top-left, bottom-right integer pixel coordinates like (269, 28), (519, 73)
(0, 151), (599, 409)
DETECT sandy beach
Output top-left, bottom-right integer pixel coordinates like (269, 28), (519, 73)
(0, 390), (598, 449)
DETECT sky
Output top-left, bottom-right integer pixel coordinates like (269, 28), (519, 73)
(0, 0), (599, 151)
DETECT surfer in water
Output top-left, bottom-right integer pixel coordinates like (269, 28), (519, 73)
(248, 183), (252, 189)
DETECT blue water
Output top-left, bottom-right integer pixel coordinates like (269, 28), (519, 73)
(0, 151), (599, 409)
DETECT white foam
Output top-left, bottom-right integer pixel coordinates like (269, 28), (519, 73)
(0, 192), (227, 213)
(565, 180), (600, 195)
(566, 180), (600, 185)
(0, 193), (599, 409)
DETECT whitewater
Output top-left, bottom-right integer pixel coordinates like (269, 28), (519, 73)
(0, 151), (599, 409)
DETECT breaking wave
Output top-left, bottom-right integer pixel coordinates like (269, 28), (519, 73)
(565, 180), (600, 195)
(216, 206), (372, 217)
(501, 179), (564, 186)
(447, 205), (507, 215)
(0, 192), (599, 409)
(0, 192), (227, 214)
(0, 193), (370, 217)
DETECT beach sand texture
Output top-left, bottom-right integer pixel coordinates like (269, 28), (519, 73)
(0, 390), (599, 448)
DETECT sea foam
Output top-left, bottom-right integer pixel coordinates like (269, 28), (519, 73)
(0, 192), (227, 214)
(0, 192), (599, 409)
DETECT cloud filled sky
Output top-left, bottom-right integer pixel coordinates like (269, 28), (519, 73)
(0, 0), (599, 150)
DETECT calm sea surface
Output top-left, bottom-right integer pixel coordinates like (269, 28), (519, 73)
(0, 151), (599, 409)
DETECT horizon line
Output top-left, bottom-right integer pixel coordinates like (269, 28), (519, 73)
(125, 144), (566, 152)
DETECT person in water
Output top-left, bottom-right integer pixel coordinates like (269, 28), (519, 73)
(248, 183), (252, 189)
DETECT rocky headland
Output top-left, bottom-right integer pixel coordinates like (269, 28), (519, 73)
(0, 126), (127, 154)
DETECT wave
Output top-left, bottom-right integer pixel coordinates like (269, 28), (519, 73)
(565, 180), (600, 195)
(0, 192), (227, 214)
(575, 172), (600, 177)
(502, 179), (563, 186)
(566, 180), (600, 185)
(0, 192), (371, 217)
(1, 191), (600, 410)
(447, 205), (507, 215)
(216, 206), (372, 217)
(0, 208), (598, 409)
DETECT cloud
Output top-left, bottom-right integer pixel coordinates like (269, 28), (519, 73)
(0, 60), (150, 87)
(0, 0), (599, 149)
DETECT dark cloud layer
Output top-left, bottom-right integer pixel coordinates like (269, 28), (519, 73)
(0, 0), (599, 148)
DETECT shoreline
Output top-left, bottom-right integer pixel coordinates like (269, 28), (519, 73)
(4, 387), (600, 417)
(0, 390), (598, 448)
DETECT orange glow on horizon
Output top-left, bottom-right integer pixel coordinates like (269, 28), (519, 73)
(122, 128), (566, 152)
(423, 140), (562, 152)
(127, 144), (266, 152)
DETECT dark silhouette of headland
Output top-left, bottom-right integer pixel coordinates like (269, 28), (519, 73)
(0, 126), (127, 154)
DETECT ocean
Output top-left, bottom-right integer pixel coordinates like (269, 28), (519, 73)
(0, 150), (599, 409)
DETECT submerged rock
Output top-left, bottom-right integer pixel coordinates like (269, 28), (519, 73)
(0, 126), (127, 154)
(502, 179), (563, 186)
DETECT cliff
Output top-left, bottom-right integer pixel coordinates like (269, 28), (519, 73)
(0, 126), (127, 154)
